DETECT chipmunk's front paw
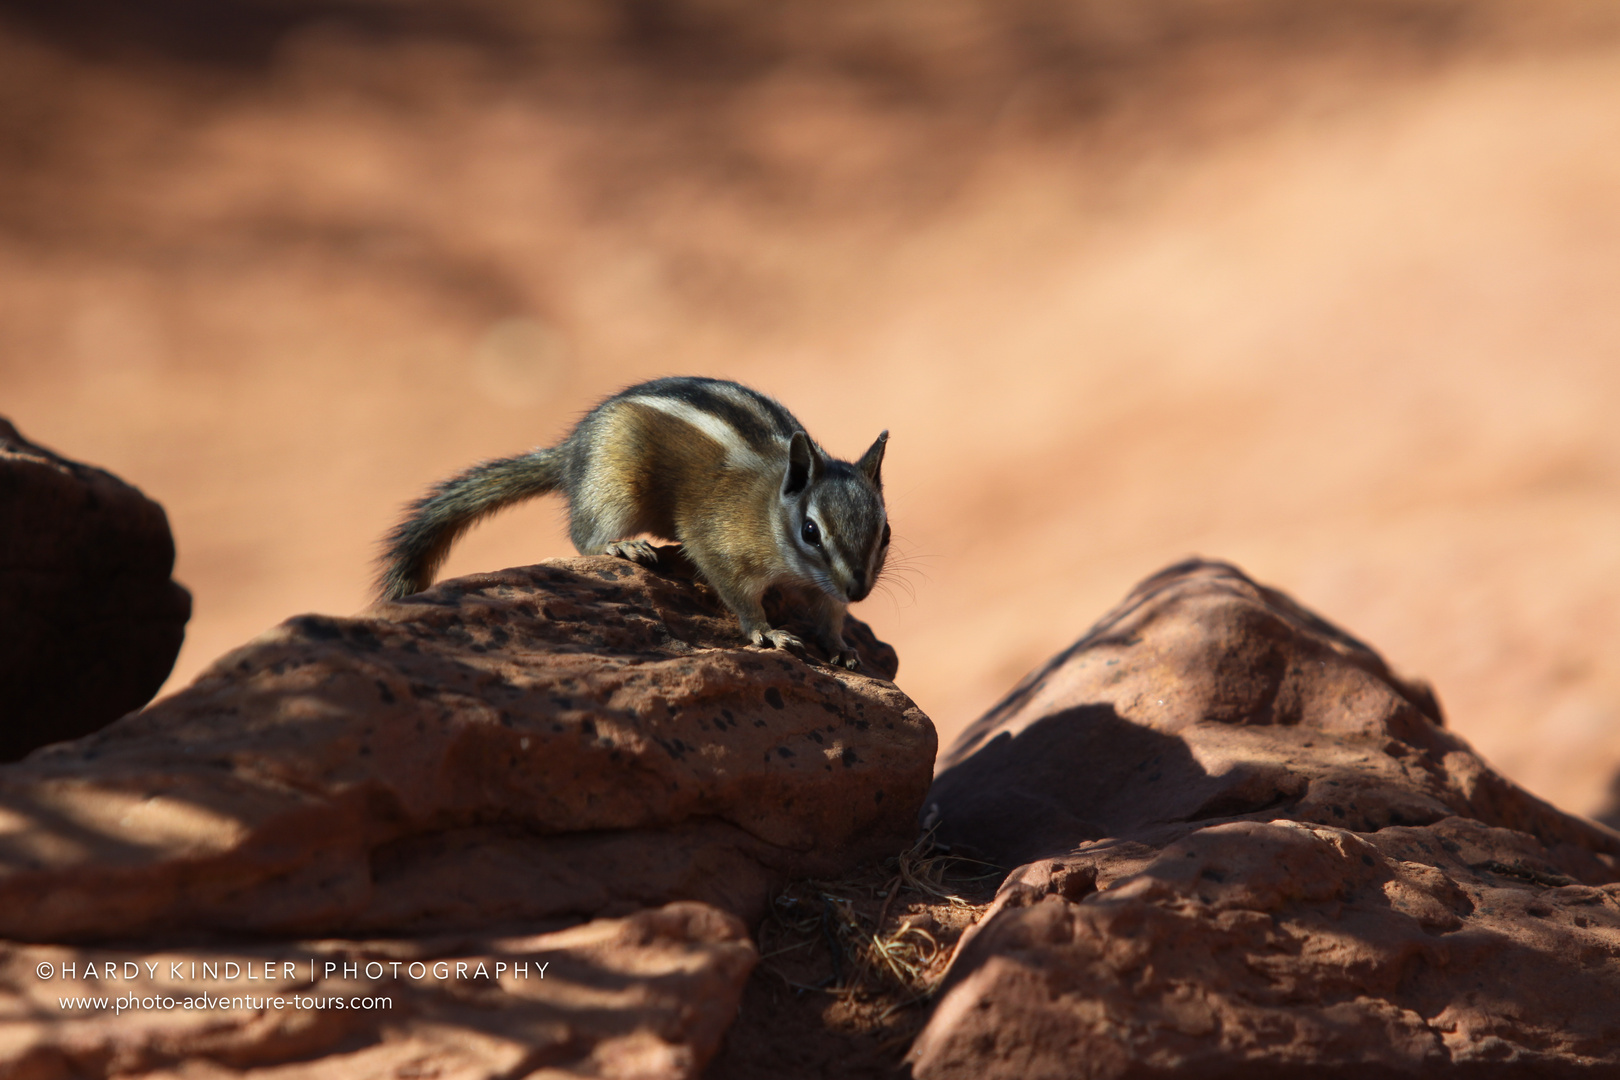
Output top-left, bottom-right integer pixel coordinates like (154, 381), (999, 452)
(750, 627), (807, 653)
(829, 647), (861, 671)
(604, 539), (659, 566)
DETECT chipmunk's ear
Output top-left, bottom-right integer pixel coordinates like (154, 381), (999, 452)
(857, 430), (888, 488)
(783, 430), (820, 497)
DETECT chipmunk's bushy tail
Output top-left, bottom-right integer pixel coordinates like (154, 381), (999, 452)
(375, 448), (564, 601)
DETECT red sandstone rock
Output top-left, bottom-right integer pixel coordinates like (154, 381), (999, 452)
(0, 418), (191, 761)
(912, 560), (1620, 1078)
(0, 901), (755, 1080)
(0, 549), (934, 942)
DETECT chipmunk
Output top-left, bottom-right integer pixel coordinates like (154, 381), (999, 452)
(375, 376), (890, 669)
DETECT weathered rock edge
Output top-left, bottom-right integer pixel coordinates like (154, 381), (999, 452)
(0, 550), (934, 942)
(0, 417), (191, 761)
(914, 559), (1620, 1079)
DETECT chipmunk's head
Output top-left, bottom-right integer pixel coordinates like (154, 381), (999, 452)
(780, 430), (889, 603)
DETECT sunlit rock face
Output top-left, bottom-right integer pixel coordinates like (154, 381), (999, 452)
(915, 560), (1620, 1079)
(0, 549), (932, 942)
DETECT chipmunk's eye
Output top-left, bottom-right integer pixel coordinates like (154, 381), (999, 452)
(881, 522), (891, 547)
(801, 518), (822, 548)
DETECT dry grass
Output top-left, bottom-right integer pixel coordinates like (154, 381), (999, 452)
(754, 830), (1002, 1043)
(707, 834), (1002, 1079)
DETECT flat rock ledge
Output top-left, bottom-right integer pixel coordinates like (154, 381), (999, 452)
(912, 560), (1620, 1079)
(0, 418), (191, 761)
(0, 550), (935, 943)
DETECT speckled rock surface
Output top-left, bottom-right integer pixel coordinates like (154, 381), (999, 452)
(0, 901), (755, 1080)
(0, 418), (190, 761)
(0, 549), (933, 941)
(912, 560), (1620, 1079)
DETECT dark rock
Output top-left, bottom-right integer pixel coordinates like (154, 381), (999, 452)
(0, 418), (191, 760)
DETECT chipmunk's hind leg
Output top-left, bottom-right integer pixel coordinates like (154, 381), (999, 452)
(567, 469), (652, 555)
(570, 490), (664, 566)
(564, 413), (671, 567)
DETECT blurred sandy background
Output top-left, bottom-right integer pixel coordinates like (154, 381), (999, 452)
(4, 1), (1620, 815)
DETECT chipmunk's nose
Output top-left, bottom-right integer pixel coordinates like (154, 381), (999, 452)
(846, 572), (869, 602)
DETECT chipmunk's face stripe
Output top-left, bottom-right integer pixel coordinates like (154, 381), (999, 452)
(776, 503), (831, 590)
(801, 477), (886, 603)
(620, 394), (766, 468)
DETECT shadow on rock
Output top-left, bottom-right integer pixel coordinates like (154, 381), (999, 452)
(924, 703), (1242, 870)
